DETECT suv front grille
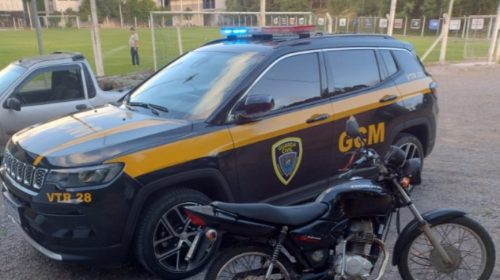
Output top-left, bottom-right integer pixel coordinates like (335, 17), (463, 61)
(2, 151), (47, 192)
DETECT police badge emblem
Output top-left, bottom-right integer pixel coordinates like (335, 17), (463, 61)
(272, 137), (303, 185)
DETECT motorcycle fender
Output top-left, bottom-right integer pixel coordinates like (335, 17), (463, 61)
(392, 208), (466, 265)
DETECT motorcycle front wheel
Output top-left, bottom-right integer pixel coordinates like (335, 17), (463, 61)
(398, 216), (495, 280)
(206, 244), (295, 280)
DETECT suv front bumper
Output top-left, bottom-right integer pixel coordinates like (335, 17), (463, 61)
(1, 170), (141, 264)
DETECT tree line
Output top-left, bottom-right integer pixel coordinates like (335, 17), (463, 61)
(29, 0), (161, 22)
(30, 0), (500, 22)
(227, 0), (500, 17)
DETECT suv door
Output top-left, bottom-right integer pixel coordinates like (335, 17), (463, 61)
(228, 52), (335, 204)
(325, 49), (405, 174)
(1, 65), (91, 139)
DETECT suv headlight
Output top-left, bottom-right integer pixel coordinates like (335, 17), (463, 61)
(46, 163), (123, 190)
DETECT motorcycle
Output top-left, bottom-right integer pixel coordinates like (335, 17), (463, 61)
(184, 116), (495, 280)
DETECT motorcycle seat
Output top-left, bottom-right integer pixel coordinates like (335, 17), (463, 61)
(211, 201), (328, 226)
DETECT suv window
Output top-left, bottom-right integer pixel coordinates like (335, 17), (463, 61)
(15, 67), (84, 106)
(325, 50), (381, 95)
(380, 50), (398, 77)
(130, 51), (263, 121)
(247, 53), (321, 111)
(392, 50), (426, 81)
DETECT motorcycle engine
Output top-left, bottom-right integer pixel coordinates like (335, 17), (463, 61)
(335, 220), (375, 279)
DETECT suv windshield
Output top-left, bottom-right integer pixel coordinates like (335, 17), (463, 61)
(0, 64), (25, 94)
(128, 50), (264, 120)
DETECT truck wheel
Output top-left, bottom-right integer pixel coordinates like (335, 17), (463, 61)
(135, 188), (213, 279)
(393, 133), (424, 165)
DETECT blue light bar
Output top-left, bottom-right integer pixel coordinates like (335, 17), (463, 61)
(220, 27), (262, 37)
(220, 26), (316, 39)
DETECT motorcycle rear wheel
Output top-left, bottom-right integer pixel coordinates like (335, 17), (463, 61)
(206, 244), (295, 280)
(398, 216), (495, 280)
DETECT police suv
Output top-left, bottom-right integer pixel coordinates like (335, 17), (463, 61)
(1, 26), (437, 279)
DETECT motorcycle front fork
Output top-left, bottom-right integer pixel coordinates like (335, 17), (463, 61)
(392, 178), (454, 264)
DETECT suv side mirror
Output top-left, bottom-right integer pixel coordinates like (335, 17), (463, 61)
(4, 97), (21, 111)
(237, 94), (274, 121)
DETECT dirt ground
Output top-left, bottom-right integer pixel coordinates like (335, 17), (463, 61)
(1, 64), (499, 280)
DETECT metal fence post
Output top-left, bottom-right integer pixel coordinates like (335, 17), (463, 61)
(461, 16), (466, 38)
(439, 0), (454, 64)
(387, 0), (397, 36)
(90, 0), (104, 76)
(403, 16), (408, 36)
(487, 15), (494, 39)
(151, 12), (157, 71)
(176, 26), (183, 55)
(30, 0), (44, 55)
(489, 1), (500, 63)
(421, 16), (426, 37)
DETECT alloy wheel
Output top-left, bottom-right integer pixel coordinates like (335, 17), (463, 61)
(152, 202), (207, 272)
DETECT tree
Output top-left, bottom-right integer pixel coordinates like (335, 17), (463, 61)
(78, 0), (158, 23)
(79, 0), (122, 21)
(226, 0), (260, 12)
(225, 0), (309, 12)
(123, 0), (158, 22)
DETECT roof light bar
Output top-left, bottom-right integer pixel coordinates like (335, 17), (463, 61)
(220, 25), (316, 38)
(220, 27), (261, 36)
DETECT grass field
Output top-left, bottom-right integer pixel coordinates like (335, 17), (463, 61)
(0, 27), (492, 76)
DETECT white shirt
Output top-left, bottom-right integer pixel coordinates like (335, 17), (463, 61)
(129, 33), (139, 48)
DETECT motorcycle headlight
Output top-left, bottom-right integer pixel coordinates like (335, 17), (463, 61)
(46, 163), (123, 190)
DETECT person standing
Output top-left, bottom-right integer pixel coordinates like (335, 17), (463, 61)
(129, 27), (140, 65)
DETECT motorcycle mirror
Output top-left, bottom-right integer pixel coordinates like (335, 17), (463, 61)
(346, 116), (362, 138)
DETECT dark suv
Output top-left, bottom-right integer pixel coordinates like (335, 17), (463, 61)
(1, 27), (437, 279)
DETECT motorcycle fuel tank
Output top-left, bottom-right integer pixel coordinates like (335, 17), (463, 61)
(316, 178), (393, 222)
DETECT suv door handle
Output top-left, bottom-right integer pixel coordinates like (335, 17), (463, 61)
(76, 104), (88, 110)
(306, 113), (330, 124)
(379, 94), (398, 103)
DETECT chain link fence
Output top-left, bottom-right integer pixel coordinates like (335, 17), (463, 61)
(149, 11), (315, 70)
(1, 10), (498, 71)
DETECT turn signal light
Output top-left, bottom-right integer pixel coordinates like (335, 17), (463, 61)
(206, 229), (218, 241)
(400, 177), (411, 189)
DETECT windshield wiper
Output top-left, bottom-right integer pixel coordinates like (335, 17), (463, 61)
(128, 101), (169, 116)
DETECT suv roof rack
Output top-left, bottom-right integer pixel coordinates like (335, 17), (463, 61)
(51, 51), (85, 61)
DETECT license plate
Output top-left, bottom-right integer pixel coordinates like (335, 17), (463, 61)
(4, 193), (21, 225)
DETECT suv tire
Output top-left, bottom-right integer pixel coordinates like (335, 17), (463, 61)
(135, 188), (213, 279)
(393, 133), (424, 164)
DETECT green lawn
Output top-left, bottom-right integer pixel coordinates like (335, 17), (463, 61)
(0, 27), (492, 76)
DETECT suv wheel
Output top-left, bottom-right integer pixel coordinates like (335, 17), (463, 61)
(393, 133), (424, 163)
(135, 188), (213, 279)
(393, 133), (424, 192)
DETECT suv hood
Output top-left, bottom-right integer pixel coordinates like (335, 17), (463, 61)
(9, 105), (192, 168)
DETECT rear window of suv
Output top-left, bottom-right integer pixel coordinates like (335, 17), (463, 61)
(392, 50), (426, 81)
(325, 49), (382, 95)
